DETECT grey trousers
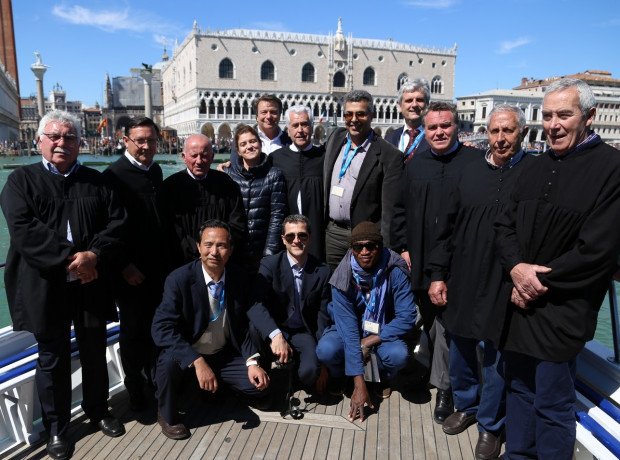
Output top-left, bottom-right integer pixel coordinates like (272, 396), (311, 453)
(429, 318), (451, 390)
(325, 221), (351, 270)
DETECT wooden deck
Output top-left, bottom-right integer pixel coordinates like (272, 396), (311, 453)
(4, 381), (501, 460)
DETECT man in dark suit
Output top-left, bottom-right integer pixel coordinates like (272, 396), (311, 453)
(247, 215), (331, 391)
(1, 110), (126, 460)
(323, 90), (404, 269)
(385, 78), (431, 162)
(152, 220), (270, 440)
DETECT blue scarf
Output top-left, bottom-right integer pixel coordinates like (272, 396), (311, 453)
(351, 248), (390, 336)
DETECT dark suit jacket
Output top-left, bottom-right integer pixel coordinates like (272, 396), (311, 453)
(151, 260), (255, 369)
(247, 251), (331, 341)
(323, 127), (404, 247)
(385, 126), (431, 155)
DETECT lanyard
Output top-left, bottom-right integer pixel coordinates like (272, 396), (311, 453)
(209, 285), (226, 322)
(338, 133), (371, 180)
(402, 128), (425, 159)
(353, 271), (381, 322)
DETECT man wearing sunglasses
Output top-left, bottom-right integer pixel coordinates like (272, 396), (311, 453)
(104, 116), (169, 412)
(316, 222), (416, 420)
(323, 90), (403, 270)
(248, 215), (331, 392)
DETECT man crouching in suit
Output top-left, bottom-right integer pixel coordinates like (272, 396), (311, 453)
(152, 220), (270, 440)
(247, 215), (331, 393)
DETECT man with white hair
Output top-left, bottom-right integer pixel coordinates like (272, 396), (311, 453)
(270, 105), (326, 260)
(495, 78), (620, 458)
(1, 110), (127, 459)
(385, 78), (431, 161)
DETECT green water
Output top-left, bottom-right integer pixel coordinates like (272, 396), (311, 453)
(0, 154), (617, 352)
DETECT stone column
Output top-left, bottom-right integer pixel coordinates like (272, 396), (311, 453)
(30, 52), (47, 117)
(140, 69), (153, 119)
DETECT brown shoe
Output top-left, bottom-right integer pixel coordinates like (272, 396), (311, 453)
(157, 413), (190, 440)
(442, 411), (477, 435)
(475, 431), (502, 459)
(373, 384), (392, 399)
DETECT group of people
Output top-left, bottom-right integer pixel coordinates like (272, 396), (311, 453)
(1, 76), (618, 460)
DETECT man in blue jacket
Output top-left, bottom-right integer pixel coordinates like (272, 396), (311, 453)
(316, 221), (416, 421)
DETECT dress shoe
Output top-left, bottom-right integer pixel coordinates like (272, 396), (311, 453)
(475, 431), (502, 459)
(442, 411), (477, 435)
(373, 384), (392, 399)
(158, 413), (190, 440)
(46, 435), (72, 460)
(95, 415), (125, 437)
(433, 388), (454, 424)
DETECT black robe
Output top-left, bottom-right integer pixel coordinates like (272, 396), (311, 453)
(270, 145), (326, 260)
(161, 169), (247, 268)
(426, 153), (533, 344)
(0, 162), (126, 334)
(398, 143), (483, 290)
(494, 141), (620, 361)
(103, 155), (168, 294)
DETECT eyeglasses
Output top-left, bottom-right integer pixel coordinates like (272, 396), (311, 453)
(43, 133), (78, 143)
(283, 232), (309, 243)
(351, 242), (380, 252)
(127, 137), (158, 147)
(343, 111), (370, 121)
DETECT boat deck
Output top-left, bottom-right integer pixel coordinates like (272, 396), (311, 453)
(5, 383), (495, 460)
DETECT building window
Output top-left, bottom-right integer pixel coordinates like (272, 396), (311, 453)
(482, 106), (487, 119)
(333, 71), (345, 88)
(363, 67), (375, 86)
(302, 63), (315, 82)
(532, 108), (538, 120)
(397, 73), (408, 91)
(219, 58), (234, 79)
(431, 76), (443, 94)
(261, 60), (275, 81)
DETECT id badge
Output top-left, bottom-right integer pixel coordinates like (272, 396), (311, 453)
(363, 320), (380, 334)
(330, 185), (345, 197)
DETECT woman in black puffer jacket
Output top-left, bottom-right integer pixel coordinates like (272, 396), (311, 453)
(226, 125), (287, 272)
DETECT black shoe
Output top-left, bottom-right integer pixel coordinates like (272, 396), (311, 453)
(95, 415), (126, 437)
(433, 388), (454, 424)
(46, 435), (72, 460)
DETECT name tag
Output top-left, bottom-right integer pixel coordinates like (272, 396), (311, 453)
(331, 185), (345, 197)
(363, 320), (380, 334)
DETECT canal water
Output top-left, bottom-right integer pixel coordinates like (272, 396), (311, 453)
(0, 153), (617, 351)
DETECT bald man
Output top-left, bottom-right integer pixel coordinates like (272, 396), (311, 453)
(162, 134), (247, 268)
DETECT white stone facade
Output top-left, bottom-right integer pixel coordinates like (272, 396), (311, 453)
(162, 19), (457, 143)
(0, 61), (19, 141)
(457, 71), (620, 150)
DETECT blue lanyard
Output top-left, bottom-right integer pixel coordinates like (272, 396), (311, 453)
(209, 285), (226, 322)
(353, 272), (381, 321)
(338, 133), (371, 180)
(402, 128), (425, 159)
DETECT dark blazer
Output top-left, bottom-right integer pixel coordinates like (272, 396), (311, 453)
(323, 127), (404, 247)
(385, 126), (431, 155)
(247, 251), (331, 341)
(151, 260), (255, 369)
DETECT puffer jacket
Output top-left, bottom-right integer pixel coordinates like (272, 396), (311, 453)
(227, 153), (288, 269)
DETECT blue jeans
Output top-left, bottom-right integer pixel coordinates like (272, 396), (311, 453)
(449, 335), (505, 434)
(316, 327), (408, 381)
(503, 351), (576, 460)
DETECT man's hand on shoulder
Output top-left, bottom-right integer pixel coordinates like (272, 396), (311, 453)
(216, 161), (231, 172)
(247, 364), (270, 391)
(270, 333), (293, 364)
(194, 357), (218, 393)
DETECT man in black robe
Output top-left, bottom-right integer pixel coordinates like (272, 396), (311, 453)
(394, 101), (482, 424)
(1, 110), (127, 459)
(103, 117), (168, 412)
(427, 105), (532, 459)
(162, 134), (247, 268)
(495, 79), (620, 458)
(270, 106), (326, 260)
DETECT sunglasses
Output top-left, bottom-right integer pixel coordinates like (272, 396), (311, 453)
(343, 111), (370, 121)
(283, 232), (309, 243)
(351, 242), (380, 252)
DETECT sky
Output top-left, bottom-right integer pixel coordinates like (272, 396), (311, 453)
(11, 0), (620, 107)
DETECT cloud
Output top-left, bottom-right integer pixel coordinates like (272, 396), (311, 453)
(153, 34), (169, 47)
(497, 37), (532, 54)
(52, 4), (138, 32)
(404, 0), (458, 9)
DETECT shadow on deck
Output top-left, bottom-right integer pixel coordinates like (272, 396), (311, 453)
(4, 379), (496, 460)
